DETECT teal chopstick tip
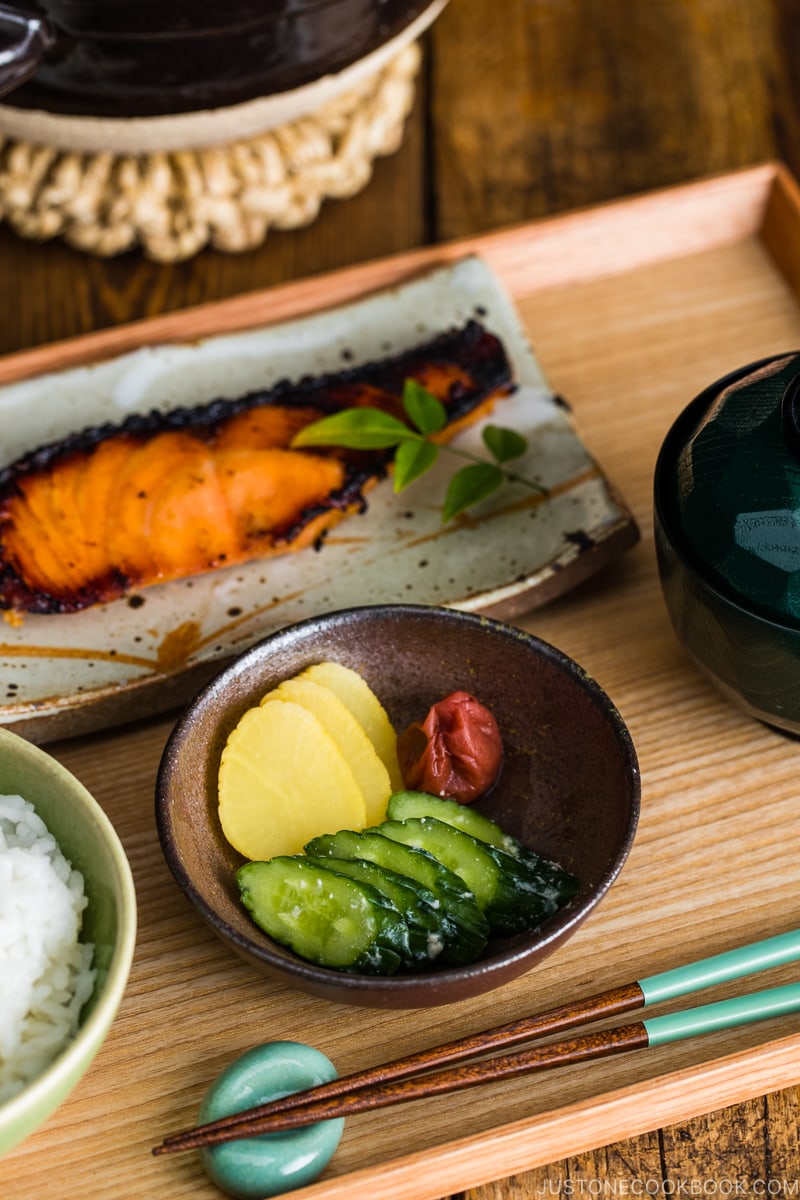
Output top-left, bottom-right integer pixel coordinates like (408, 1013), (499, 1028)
(639, 928), (800, 1006)
(643, 981), (800, 1048)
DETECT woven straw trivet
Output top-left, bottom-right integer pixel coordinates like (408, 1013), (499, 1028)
(0, 43), (420, 262)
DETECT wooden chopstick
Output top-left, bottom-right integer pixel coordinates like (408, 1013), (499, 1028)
(156, 1021), (651, 1154)
(152, 927), (800, 1157)
(153, 981), (644, 1156)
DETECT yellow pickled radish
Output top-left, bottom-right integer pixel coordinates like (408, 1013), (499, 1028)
(262, 677), (391, 825)
(300, 661), (403, 792)
(218, 700), (366, 860)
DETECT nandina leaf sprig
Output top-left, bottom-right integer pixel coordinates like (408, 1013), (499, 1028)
(291, 379), (547, 522)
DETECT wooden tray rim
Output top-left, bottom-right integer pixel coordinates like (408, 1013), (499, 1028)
(0, 161), (787, 390)
(298, 1030), (800, 1200)
(8, 159), (800, 1196)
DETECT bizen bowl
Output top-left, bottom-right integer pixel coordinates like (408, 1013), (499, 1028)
(155, 604), (640, 1008)
(0, 727), (137, 1154)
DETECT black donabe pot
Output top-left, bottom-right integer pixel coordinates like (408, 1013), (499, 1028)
(0, 0), (434, 117)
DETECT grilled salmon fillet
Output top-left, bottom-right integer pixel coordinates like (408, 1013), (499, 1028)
(0, 321), (514, 614)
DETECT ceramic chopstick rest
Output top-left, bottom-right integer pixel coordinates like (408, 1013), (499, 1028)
(198, 1042), (344, 1199)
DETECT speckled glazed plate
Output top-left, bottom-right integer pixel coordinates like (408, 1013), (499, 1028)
(0, 256), (638, 741)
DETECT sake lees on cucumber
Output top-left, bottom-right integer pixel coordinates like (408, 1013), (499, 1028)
(238, 792), (578, 973)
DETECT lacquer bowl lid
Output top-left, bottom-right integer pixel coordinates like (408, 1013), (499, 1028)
(656, 352), (800, 628)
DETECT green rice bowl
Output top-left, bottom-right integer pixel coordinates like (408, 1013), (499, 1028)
(0, 728), (136, 1156)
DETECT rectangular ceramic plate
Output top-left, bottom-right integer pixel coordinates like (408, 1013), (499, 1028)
(0, 255), (636, 742)
(6, 163), (800, 1200)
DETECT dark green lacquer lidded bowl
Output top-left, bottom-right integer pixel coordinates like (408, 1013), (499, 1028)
(654, 352), (800, 735)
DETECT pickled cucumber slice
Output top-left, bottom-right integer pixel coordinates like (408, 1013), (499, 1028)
(377, 816), (577, 935)
(301, 854), (447, 966)
(306, 829), (489, 966)
(237, 857), (409, 974)
(387, 790), (526, 859)
(386, 791), (579, 901)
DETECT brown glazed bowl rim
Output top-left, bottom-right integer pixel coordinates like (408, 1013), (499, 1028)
(155, 604), (641, 1007)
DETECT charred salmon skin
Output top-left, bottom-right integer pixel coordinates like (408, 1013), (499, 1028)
(0, 321), (514, 614)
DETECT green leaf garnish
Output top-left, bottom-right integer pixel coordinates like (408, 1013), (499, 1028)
(402, 378), (447, 435)
(443, 463), (505, 522)
(482, 424), (528, 463)
(292, 408), (413, 450)
(290, 379), (546, 521)
(394, 438), (439, 492)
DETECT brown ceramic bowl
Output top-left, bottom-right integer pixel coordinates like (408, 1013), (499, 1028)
(155, 605), (640, 1008)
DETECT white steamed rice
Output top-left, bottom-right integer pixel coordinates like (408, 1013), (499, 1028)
(0, 794), (96, 1104)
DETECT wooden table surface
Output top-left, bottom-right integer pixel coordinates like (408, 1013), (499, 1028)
(2, 0), (800, 1195)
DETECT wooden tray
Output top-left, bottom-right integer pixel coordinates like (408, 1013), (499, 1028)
(7, 161), (800, 1199)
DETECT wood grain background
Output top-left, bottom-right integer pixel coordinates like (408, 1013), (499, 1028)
(7, 1), (800, 355)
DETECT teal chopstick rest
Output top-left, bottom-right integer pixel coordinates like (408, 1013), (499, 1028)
(198, 1041), (345, 1200)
